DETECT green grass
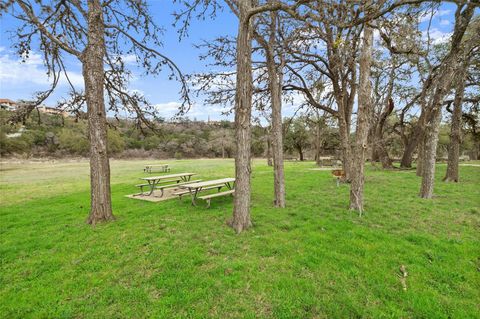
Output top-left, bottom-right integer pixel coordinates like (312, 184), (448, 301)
(1, 159), (479, 318)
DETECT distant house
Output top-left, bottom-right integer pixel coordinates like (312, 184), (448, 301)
(38, 105), (69, 117)
(0, 99), (17, 111)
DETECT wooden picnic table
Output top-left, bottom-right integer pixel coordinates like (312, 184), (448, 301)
(144, 164), (170, 173)
(178, 178), (235, 207)
(138, 173), (196, 196)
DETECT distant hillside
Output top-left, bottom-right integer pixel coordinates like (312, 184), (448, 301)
(0, 109), (264, 159)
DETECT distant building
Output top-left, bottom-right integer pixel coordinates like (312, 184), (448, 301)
(38, 105), (69, 117)
(0, 99), (17, 111)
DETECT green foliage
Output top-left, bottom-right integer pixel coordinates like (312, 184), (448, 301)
(107, 129), (125, 154)
(58, 128), (89, 155)
(0, 132), (34, 155)
(0, 159), (479, 318)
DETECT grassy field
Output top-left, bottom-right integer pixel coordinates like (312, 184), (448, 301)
(1, 159), (479, 318)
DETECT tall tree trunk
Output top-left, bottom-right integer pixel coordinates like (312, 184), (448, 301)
(444, 60), (467, 182)
(229, 1), (253, 233)
(266, 53), (286, 207)
(84, 0), (114, 224)
(350, 26), (373, 213)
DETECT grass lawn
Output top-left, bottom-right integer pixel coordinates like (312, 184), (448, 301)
(1, 159), (479, 318)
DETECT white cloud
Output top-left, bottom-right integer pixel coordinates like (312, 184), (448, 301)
(419, 9), (452, 23)
(423, 28), (452, 45)
(0, 50), (84, 88)
(439, 19), (450, 26)
(121, 54), (138, 64)
(153, 100), (232, 120)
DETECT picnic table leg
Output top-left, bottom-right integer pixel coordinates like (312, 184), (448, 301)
(187, 187), (201, 206)
(147, 180), (156, 196)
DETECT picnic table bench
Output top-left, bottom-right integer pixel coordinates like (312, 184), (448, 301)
(176, 178), (235, 208)
(135, 173), (197, 197)
(144, 164), (170, 173)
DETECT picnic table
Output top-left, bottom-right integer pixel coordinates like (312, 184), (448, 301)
(177, 178), (235, 207)
(136, 173), (197, 197)
(144, 164), (170, 173)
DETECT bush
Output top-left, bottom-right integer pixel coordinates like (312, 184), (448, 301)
(0, 132), (34, 156)
(58, 128), (89, 155)
(108, 129), (125, 154)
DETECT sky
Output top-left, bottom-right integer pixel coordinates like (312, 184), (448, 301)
(0, 1), (459, 122)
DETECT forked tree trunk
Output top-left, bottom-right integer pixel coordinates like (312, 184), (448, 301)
(444, 61), (467, 182)
(400, 120), (424, 168)
(350, 26), (373, 213)
(229, 1), (253, 233)
(372, 98), (394, 169)
(84, 0), (114, 224)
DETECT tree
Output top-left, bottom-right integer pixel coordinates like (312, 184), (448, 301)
(419, 3), (477, 198)
(5, 1), (189, 224)
(254, 9), (286, 207)
(284, 116), (310, 161)
(349, 25), (374, 213)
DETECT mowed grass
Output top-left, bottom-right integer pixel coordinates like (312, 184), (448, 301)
(1, 159), (479, 318)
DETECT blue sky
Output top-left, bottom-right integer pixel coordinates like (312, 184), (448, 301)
(0, 1), (458, 121)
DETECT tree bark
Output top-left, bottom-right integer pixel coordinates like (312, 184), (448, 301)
(400, 119), (424, 168)
(419, 110), (442, 198)
(350, 26), (373, 213)
(297, 146), (304, 161)
(338, 118), (352, 180)
(416, 135), (425, 176)
(444, 60), (467, 182)
(229, 0), (253, 233)
(266, 53), (286, 207)
(266, 133), (273, 166)
(84, 0), (114, 224)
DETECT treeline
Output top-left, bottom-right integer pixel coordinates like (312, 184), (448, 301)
(2, 109), (478, 161)
(0, 110), (263, 158)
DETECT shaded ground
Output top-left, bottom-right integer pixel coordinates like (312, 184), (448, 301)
(1, 159), (479, 318)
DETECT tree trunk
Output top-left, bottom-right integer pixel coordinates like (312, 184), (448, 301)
(338, 118), (352, 180)
(221, 139), (225, 158)
(419, 110), (442, 198)
(229, 1), (253, 233)
(266, 134), (273, 166)
(416, 136), (425, 176)
(444, 61), (467, 182)
(266, 54), (286, 207)
(84, 0), (114, 224)
(372, 98), (394, 169)
(298, 147), (304, 161)
(400, 120), (424, 168)
(350, 26), (373, 213)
